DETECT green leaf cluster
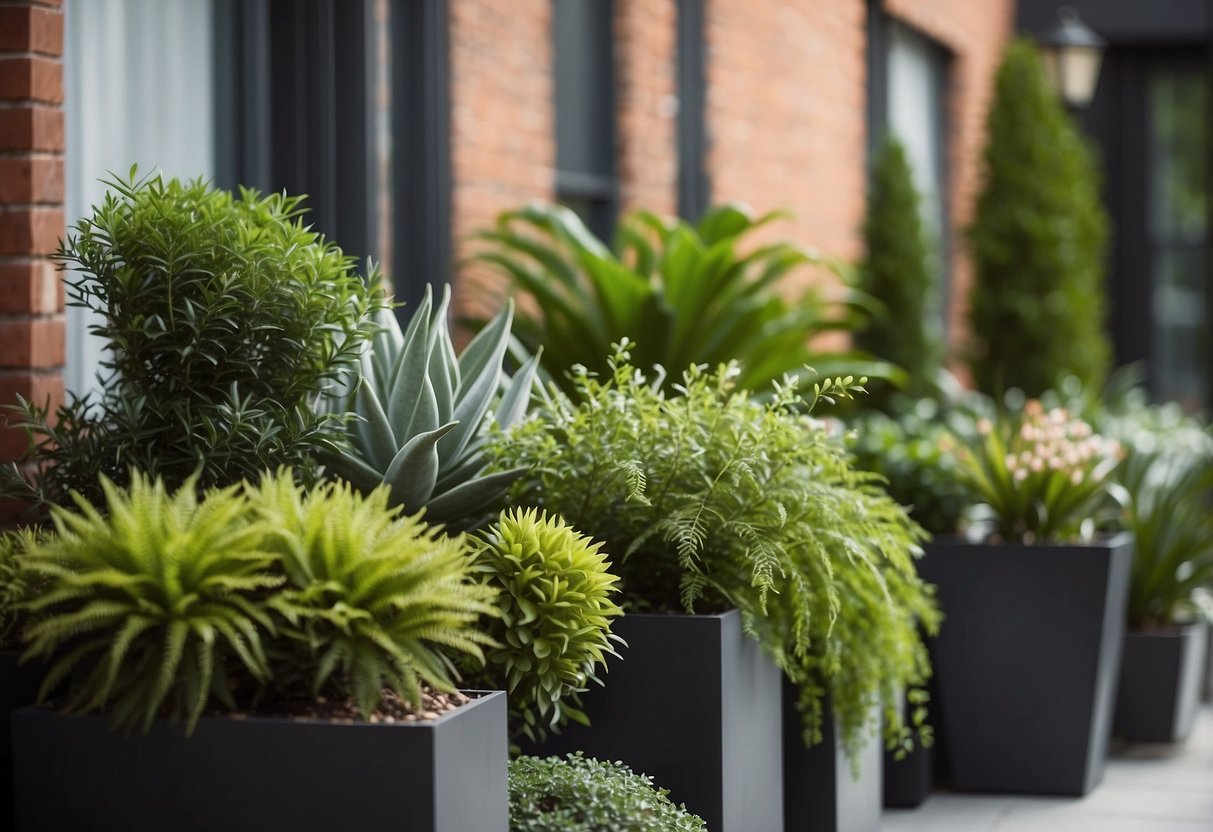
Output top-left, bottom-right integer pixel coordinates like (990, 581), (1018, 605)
(508, 753), (707, 832)
(486, 349), (938, 758)
(968, 39), (1111, 397)
(0, 527), (42, 651)
(4, 170), (379, 506)
(17, 470), (496, 734)
(468, 508), (624, 742)
(321, 285), (539, 530)
(470, 202), (889, 398)
(857, 136), (945, 405)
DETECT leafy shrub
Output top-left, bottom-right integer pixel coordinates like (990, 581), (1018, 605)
(508, 753), (707, 832)
(470, 202), (886, 398)
(19, 472), (280, 733)
(487, 347), (938, 758)
(321, 285), (539, 530)
(468, 508), (623, 741)
(0, 527), (41, 651)
(953, 399), (1121, 543)
(248, 474), (499, 716)
(967, 40), (1110, 397)
(3, 170), (378, 506)
(857, 137), (945, 404)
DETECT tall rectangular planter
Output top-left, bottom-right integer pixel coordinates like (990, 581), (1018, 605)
(918, 535), (1132, 796)
(1203, 626), (1213, 702)
(782, 685), (881, 832)
(12, 690), (508, 832)
(524, 610), (784, 832)
(1, 653), (43, 832)
(1114, 621), (1208, 742)
(882, 742), (934, 808)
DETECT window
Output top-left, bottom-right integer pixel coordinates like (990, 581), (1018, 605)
(676, 0), (709, 222)
(553, 0), (617, 240)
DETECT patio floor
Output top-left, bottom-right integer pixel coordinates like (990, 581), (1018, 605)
(883, 703), (1213, 831)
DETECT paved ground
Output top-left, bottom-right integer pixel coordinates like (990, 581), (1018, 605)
(883, 703), (1213, 831)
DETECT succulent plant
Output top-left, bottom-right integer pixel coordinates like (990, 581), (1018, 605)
(470, 508), (624, 741)
(323, 285), (540, 530)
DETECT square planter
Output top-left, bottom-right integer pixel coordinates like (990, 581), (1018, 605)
(782, 685), (881, 832)
(12, 690), (508, 832)
(1114, 621), (1208, 742)
(917, 534), (1132, 796)
(882, 742), (934, 809)
(1, 653), (43, 832)
(523, 610), (783, 832)
(1204, 626), (1213, 702)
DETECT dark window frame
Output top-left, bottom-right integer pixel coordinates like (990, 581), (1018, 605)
(676, 0), (709, 222)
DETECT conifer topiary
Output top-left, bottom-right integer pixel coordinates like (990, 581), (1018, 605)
(967, 39), (1111, 398)
(857, 136), (944, 404)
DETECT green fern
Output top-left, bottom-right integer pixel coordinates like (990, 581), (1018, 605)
(18, 472), (280, 734)
(248, 474), (499, 717)
(469, 508), (624, 741)
(0, 527), (43, 651)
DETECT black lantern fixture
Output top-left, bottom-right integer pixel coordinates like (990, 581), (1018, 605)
(1036, 6), (1107, 110)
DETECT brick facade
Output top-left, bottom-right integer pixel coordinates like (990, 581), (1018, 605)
(0, 0), (65, 474)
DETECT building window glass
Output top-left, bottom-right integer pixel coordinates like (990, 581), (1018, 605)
(553, 0), (616, 240)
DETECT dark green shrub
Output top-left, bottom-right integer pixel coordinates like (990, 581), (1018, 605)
(967, 39), (1110, 398)
(468, 508), (623, 742)
(508, 753), (707, 832)
(857, 137), (944, 404)
(469, 202), (889, 398)
(487, 348), (938, 758)
(3, 170), (379, 506)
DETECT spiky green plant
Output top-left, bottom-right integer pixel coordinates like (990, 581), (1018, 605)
(18, 473), (280, 733)
(322, 284), (540, 530)
(469, 508), (624, 741)
(248, 473), (499, 716)
(469, 202), (890, 398)
(0, 527), (41, 651)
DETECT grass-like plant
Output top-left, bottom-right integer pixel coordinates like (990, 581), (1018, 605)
(0, 527), (41, 651)
(468, 508), (624, 741)
(18, 472), (280, 733)
(487, 346), (938, 758)
(953, 399), (1121, 543)
(2, 169), (379, 506)
(508, 753), (707, 832)
(249, 474), (498, 716)
(469, 202), (887, 398)
(321, 284), (540, 530)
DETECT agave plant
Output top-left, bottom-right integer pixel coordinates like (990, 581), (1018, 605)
(323, 285), (539, 530)
(18, 472), (281, 733)
(468, 201), (892, 398)
(470, 508), (624, 741)
(249, 473), (499, 716)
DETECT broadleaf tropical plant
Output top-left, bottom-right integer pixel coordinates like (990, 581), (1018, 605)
(468, 508), (624, 741)
(469, 202), (893, 397)
(322, 284), (540, 529)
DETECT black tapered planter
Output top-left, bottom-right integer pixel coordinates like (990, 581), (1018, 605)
(1114, 621), (1208, 742)
(782, 685), (881, 832)
(524, 610), (783, 832)
(918, 534), (1132, 796)
(1203, 625), (1213, 702)
(882, 742), (934, 808)
(1, 653), (43, 832)
(12, 690), (508, 832)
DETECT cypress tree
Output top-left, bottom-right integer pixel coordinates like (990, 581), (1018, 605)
(967, 39), (1111, 397)
(857, 135), (944, 406)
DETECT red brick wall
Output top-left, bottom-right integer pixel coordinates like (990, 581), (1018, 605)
(615, 0), (677, 217)
(0, 0), (65, 475)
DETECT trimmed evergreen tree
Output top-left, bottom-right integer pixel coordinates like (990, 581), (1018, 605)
(857, 136), (944, 405)
(967, 38), (1111, 397)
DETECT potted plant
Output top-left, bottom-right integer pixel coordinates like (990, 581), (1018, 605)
(920, 398), (1129, 796)
(1106, 405), (1213, 742)
(487, 348), (938, 832)
(508, 753), (707, 831)
(11, 471), (509, 832)
(0, 528), (44, 829)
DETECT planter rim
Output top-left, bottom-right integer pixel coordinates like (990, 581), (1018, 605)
(17, 688), (505, 731)
(927, 531), (1132, 549)
(1124, 621), (1208, 639)
(617, 609), (738, 622)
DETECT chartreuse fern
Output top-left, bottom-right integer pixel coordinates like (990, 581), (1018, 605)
(487, 346), (938, 759)
(0, 527), (42, 651)
(469, 508), (623, 741)
(18, 472), (280, 734)
(248, 474), (499, 716)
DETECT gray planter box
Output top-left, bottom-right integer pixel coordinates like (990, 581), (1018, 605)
(782, 688), (881, 832)
(524, 610), (784, 832)
(1204, 626), (1213, 702)
(918, 534), (1132, 796)
(1114, 621), (1208, 742)
(12, 690), (508, 832)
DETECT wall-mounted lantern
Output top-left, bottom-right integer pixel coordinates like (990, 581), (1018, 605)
(1037, 6), (1107, 110)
